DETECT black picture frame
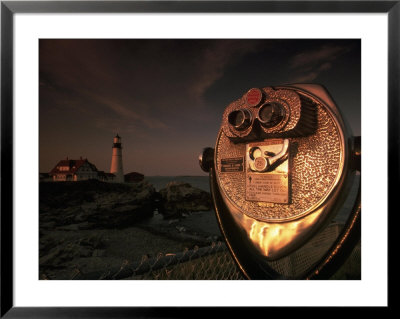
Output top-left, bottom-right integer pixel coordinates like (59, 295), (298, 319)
(1, 0), (394, 317)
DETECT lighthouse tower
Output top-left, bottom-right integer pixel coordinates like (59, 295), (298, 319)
(110, 134), (124, 183)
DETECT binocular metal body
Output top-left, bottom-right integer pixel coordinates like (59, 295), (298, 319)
(200, 84), (360, 279)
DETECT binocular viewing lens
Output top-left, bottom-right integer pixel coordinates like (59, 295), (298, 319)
(228, 103), (286, 132)
(229, 110), (244, 126)
(258, 102), (285, 128)
(228, 109), (252, 131)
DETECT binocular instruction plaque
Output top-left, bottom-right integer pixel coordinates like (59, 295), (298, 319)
(245, 139), (290, 204)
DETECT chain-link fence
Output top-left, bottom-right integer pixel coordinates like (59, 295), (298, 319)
(68, 223), (360, 280)
(68, 241), (243, 280)
(127, 242), (245, 280)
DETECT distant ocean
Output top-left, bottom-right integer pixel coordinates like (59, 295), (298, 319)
(144, 175), (360, 224)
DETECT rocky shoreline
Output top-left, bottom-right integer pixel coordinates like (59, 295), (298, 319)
(39, 179), (219, 279)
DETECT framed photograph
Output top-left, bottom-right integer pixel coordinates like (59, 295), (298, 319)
(1, 0), (394, 316)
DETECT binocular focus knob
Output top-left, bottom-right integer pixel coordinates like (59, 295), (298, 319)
(199, 147), (214, 173)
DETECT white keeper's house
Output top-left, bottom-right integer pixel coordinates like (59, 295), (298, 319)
(49, 157), (108, 182)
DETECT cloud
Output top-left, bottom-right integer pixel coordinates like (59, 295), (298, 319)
(103, 100), (169, 130)
(290, 45), (348, 69)
(40, 39), (266, 132)
(291, 62), (333, 82)
(189, 40), (262, 100)
(76, 89), (171, 132)
(93, 117), (155, 141)
(289, 45), (350, 82)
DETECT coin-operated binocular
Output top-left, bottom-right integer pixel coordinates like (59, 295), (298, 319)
(200, 84), (361, 279)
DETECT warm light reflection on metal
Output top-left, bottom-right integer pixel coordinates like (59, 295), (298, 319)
(229, 201), (321, 259)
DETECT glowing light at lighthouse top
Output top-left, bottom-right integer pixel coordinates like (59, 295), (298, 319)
(113, 134), (122, 149)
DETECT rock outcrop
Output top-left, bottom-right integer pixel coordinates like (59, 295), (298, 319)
(39, 179), (157, 229)
(39, 179), (218, 279)
(158, 181), (212, 219)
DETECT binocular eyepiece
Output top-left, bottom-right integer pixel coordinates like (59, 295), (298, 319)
(227, 102), (286, 131)
(227, 109), (252, 131)
(222, 87), (317, 144)
(257, 102), (286, 128)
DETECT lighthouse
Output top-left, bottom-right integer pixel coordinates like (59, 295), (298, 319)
(110, 134), (124, 183)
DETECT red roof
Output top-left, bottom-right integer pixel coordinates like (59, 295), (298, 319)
(50, 159), (98, 175)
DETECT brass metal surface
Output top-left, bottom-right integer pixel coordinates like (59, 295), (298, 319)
(216, 91), (342, 221)
(212, 84), (354, 261)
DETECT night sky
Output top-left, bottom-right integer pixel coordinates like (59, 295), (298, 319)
(39, 39), (361, 176)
